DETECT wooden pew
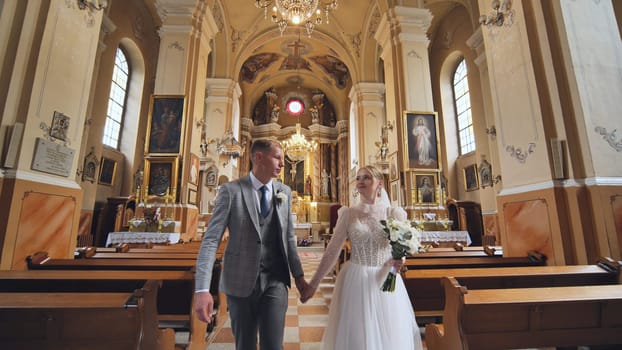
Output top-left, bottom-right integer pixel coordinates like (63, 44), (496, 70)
(425, 276), (622, 350)
(404, 257), (621, 318)
(410, 246), (502, 259)
(0, 279), (174, 350)
(404, 250), (546, 270)
(25, 253), (221, 350)
(86, 252), (198, 259)
(28, 252), (197, 270)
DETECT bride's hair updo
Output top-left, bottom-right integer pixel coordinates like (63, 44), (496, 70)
(360, 165), (383, 181)
(359, 165), (384, 197)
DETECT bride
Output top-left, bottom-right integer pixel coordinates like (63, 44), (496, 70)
(300, 165), (423, 350)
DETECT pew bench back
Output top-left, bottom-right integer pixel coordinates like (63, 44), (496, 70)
(403, 260), (620, 317)
(0, 279), (174, 350)
(425, 277), (622, 350)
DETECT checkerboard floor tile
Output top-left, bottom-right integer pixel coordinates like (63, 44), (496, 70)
(195, 246), (334, 350)
(174, 245), (559, 350)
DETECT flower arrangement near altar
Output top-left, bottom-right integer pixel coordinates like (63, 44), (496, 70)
(379, 218), (428, 292)
(143, 207), (161, 228)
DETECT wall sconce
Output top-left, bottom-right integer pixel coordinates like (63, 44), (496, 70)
(485, 125), (497, 137)
(493, 175), (502, 184)
(196, 119), (205, 129)
(479, 0), (513, 27)
(78, 0), (108, 11)
(202, 130), (247, 160)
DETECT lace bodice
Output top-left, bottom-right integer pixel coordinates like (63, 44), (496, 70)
(309, 203), (407, 289)
(348, 203), (392, 266)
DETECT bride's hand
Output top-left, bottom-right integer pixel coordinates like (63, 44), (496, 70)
(300, 285), (316, 303)
(390, 256), (406, 272)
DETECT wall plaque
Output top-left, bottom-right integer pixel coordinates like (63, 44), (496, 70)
(31, 137), (75, 177)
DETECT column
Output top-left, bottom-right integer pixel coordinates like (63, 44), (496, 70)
(375, 6), (434, 208)
(203, 78), (242, 180)
(153, 0), (218, 237)
(0, 0), (104, 268)
(348, 82), (386, 167)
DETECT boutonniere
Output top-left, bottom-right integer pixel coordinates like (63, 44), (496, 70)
(275, 190), (288, 204)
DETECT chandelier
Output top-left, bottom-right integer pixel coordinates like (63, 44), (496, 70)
(255, 0), (338, 37)
(282, 123), (317, 162)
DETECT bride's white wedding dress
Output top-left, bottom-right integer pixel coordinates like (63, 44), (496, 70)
(309, 202), (423, 350)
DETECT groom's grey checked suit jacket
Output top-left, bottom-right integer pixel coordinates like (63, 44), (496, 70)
(195, 175), (304, 297)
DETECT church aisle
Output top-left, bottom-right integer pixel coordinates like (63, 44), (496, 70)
(177, 245), (561, 350)
(203, 247), (334, 350)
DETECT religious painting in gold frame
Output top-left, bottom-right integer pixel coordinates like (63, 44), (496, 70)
(145, 95), (185, 155)
(413, 172), (439, 205)
(463, 163), (479, 192)
(390, 179), (400, 205)
(98, 157), (117, 186)
(403, 111), (441, 171)
(388, 151), (399, 182)
(144, 156), (179, 201)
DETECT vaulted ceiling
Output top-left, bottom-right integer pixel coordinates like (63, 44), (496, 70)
(144, 0), (477, 123)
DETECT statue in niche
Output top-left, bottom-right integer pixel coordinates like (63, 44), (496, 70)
(310, 106), (319, 124)
(270, 104), (280, 122)
(305, 175), (312, 196)
(321, 169), (330, 198)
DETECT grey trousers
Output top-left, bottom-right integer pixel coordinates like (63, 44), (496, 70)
(226, 278), (288, 350)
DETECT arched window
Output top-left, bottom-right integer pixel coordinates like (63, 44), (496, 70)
(103, 48), (130, 148)
(453, 59), (475, 155)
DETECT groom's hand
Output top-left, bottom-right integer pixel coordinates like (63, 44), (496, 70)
(299, 283), (316, 303)
(294, 276), (310, 302)
(194, 291), (215, 324)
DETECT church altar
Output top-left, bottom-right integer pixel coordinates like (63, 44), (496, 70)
(105, 232), (181, 247)
(293, 223), (313, 239)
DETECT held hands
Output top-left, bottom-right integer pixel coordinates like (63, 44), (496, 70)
(194, 291), (215, 324)
(295, 276), (315, 303)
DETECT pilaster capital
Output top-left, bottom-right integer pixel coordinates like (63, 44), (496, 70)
(375, 6), (432, 51)
(155, 0), (197, 24)
(467, 27), (486, 67)
(205, 78), (238, 98)
(349, 82), (386, 107)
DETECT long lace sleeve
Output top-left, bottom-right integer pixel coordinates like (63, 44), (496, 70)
(389, 206), (407, 221)
(309, 207), (350, 289)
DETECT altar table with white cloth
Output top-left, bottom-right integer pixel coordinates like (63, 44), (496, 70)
(105, 232), (181, 247)
(420, 230), (472, 246)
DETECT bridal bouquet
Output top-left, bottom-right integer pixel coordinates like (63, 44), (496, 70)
(380, 218), (426, 292)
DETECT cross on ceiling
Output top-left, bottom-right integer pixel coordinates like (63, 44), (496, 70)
(288, 40), (305, 58)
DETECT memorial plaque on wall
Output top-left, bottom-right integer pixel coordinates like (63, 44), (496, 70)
(31, 137), (75, 177)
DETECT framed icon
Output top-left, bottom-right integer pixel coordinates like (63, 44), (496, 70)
(146, 95), (185, 154)
(98, 157), (117, 186)
(463, 163), (479, 192)
(403, 111), (440, 171)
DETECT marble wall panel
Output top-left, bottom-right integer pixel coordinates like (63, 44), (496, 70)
(503, 199), (554, 263)
(13, 191), (76, 270)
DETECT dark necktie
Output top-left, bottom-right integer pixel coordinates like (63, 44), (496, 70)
(259, 185), (269, 218)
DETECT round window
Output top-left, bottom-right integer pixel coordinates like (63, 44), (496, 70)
(286, 99), (304, 116)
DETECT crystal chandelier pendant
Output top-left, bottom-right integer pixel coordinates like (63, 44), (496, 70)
(256, 0), (338, 38)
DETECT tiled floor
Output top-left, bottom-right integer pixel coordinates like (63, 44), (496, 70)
(204, 246), (332, 350)
(176, 244), (561, 350)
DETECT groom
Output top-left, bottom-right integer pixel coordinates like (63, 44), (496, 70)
(194, 139), (309, 350)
